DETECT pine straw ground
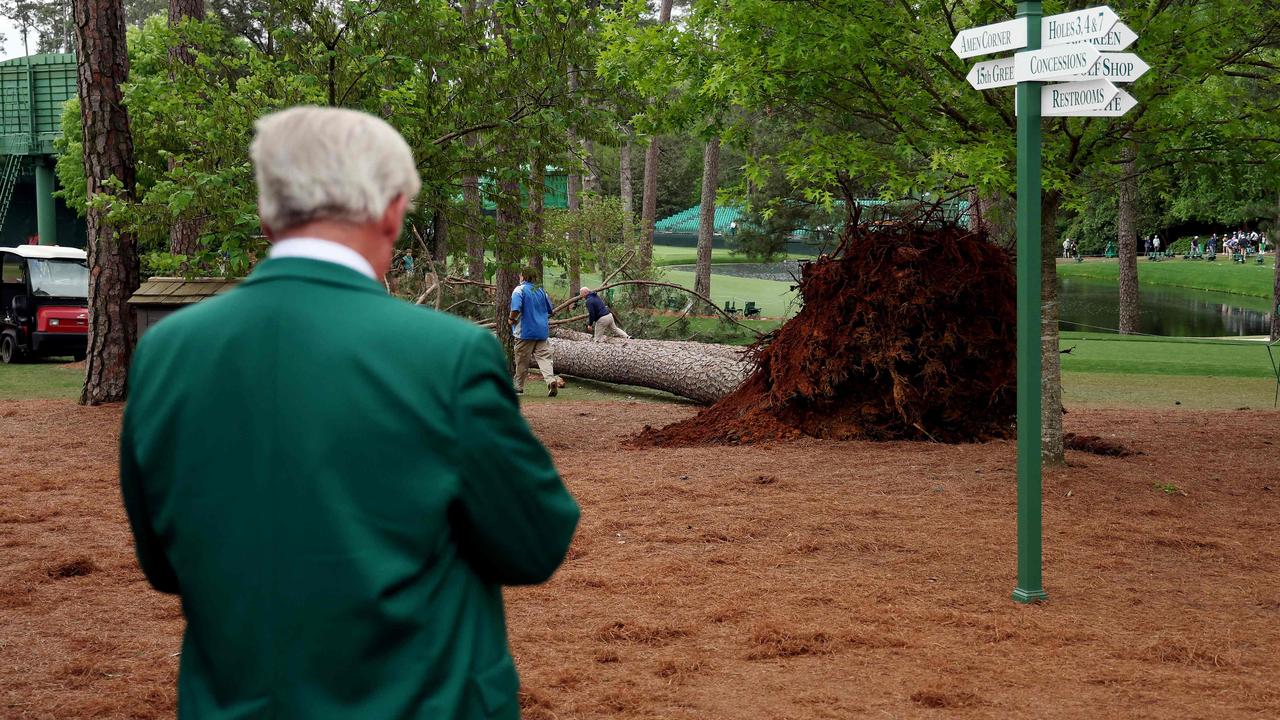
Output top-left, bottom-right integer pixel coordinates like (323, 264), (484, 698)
(2, 399), (1279, 719)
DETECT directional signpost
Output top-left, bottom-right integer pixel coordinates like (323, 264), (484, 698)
(952, 3), (1148, 604)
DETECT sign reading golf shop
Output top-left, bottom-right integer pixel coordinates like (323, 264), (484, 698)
(950, 4), (1150, 605)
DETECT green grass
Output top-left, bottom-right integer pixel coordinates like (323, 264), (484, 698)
(546, 268), (798, 320)
(0, 360), (83, 400)
(1058, 332), (1278, 410)
(1058, 331), (1276, 378)
(1057, 257), (1277, 299)
(649, 245), (813, 267)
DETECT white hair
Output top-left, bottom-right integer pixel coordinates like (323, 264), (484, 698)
(579, 287), (591, 295)
(250, 106), (421, 232)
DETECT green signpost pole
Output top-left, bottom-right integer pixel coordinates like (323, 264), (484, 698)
(1012, 0), (1048, 604)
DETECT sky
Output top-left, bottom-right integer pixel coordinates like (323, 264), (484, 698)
(0, 16), (34, 61)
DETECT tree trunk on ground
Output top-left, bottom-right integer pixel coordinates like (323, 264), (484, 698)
(550, 330), (750, 405)
(75, 0), (139, 405)
(166, 0), (203, 257)
(619, 137), (633, 241)
(695, 136), (720, 299)
(1117, 139), (1140, 334)
(1041, 190), (1064, 465)
(527, 161), (544, 278)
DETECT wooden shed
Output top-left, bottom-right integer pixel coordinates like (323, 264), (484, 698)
(128, 277), (239, 336)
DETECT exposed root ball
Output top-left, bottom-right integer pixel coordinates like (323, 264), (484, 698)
(634, 222), (1016, 446)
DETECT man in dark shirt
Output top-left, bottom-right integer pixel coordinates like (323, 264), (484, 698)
(578, 287), (630, 341)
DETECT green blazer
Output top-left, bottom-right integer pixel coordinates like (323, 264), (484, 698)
(120, 258), (579, 719)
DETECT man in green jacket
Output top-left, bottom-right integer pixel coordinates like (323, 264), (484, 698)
(120, 106), (579, 719)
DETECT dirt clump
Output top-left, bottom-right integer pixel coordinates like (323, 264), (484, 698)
(1064, 432), (1139, 457)
(635, 221), (1016, 446)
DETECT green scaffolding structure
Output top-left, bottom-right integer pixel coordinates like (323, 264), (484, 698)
(0, 53), (77, 247)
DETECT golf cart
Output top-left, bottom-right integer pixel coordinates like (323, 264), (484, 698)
(1, 245), (89, 363)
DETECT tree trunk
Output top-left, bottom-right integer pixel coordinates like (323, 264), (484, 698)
(1041, 190), (1064, 465)
(1272, 189), (1279, 342)
(431, 207), (448, 268)
(637, 134), (659, 304)
(75, 0), (139, 405)
(567, 160), (582, 296)
(634, 0), (673, 307)
(695, 136), (720, 299)
(166, 0), (203, 257)
(463, 168), (484, 281)
(493, 173), (522, 368)
(527, 161), (544, 278)
(1117, 139), (1140, 334)
(461, 0), (484, 282)
(583, 138), (601, 196)
(619, 138), (633, 241)
(551, 330), (750, 405)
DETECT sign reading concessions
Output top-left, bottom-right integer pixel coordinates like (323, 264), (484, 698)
(951, 17), (1028, 59)
(1046, 87), (1138, 117)
(1014, 45), (1102, 82)
(967, 57), (1018, 90)
(1036, 79), (1121, 114)
(1041, 6), (1119, 46)
(1076, 20), (1138, 51)
(1062, 52), (1149, 83)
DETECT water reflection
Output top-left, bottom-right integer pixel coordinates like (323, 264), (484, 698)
(675, 262), (1274, 337)
(1057, 277), (1272, 337)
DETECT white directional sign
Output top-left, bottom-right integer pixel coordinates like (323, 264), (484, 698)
(1039, 79), (1121, 115)
(951, 17), (1028, 59)
(1047, 88), (1138, 117)
(1079, 20), (1138, 51)
(1042, 6), (1119, 47)
(967, 57), (1018, 90)
(1015, 45), (1101, 82)
(1063, 52), (1149, 83)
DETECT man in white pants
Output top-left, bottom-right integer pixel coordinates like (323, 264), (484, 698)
(579, 287), (630, 341)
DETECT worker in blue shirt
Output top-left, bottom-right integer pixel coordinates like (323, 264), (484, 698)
(578, 287), (631, 342)
(509, 267), (559, 396)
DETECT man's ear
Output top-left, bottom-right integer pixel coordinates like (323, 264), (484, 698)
(261, 221), (275, 241)
(382, 195), (410, 239)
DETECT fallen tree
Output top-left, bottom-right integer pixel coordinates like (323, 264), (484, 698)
(633, 221), (1017, 446)
(549, 329), (750, 404)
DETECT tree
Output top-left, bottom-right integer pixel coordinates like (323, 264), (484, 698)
(634, 0), (673, 305)
(166, 0), (202, 257)
(1117, 140), (1139, 334)
(73, 0), (139, 404)
(662, 0), (1280, 463)
(694, 135), (718, 298)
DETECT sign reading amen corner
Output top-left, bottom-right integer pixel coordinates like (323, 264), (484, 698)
(951, 18), (1028, 59)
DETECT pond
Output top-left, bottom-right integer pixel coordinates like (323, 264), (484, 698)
(673, 262), (1274, 337)
(1058, 276), (1272, 337)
